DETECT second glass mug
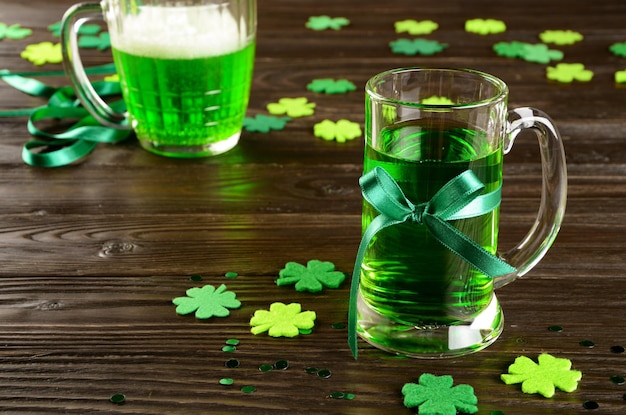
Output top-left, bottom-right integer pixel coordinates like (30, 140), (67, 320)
(61, 0), (256, 158)
(350, 67), (567, 358)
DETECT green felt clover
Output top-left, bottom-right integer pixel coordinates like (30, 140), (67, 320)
(615, 69), (626, 84)
(78, 32), (111, 51)
(0, 23), (32, 40)
(493, 41), (529, 58)
(172, 284), (241, 319)
(465, 18), (506, 35)
(20, 42), (62, 66)
(313, 119), (361, 143)
(501, 353), (582, 398)
(394, 19), (439, 35)
(539, 30), (583, 45)
(546, 63), (593, 83)
(609, 42), (626, 58)
(250, 302), (316, 337)
(421, 95), (454, 105)
(267, 97), (316, 117)
(48, 21), (101, 37)
(402, 374), (478, 415)
(276, 260), (346, 292)
(307, 78), (356, 94)
(243, 114), (290, 132)
(521, 43), (563, 64)
(389, 38), (448, 56)
(305, 15), (350, 31)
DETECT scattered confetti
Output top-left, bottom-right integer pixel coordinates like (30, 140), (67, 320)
(225, 339), (240, 346)
(611, 345), (625, 353)
(0, 23), (32, 40)
(539, 30), (583, 45)
(389, 38), (448, 56)
(317, 369), (332, 379)
(189, 274), (203, 282)
(501, 353), (582, 398)
(109, 393), (126, 404)
(421, 95), (454, 105)
(465, 18), (506, 35)
(78, 32), (111, 51)
(579, 339), (595, 348)
(276, 260), (346, 292)
(313, 119), (362, 143)
(330, 391), (355, 399)
(250, 302), (316, 337)
(267, 97), (315, 117)
(306, 78), (356, 94)
(609, 42), (626, 58)
(172, 284), (241, 319)
(548, 325), (563, 332)
(243, 114), (290, 133)
(225, 358), (240, 368)
(402, 373), (478, 415)
(274, 360), (289, 370)
(259, 363), (273, 372)
(241, 385), (256, 393)
(219, 378), (234, 385)
(20, 42), (62, 66)
(610, 375), (625, 385)
(583, 400), (599, 409)
(222, 345), (237, 352)
(394, 19), (439, 35)
(224, 271), (239, 279)
(305, 15), (350, 31)
(546, 63), (594, 83)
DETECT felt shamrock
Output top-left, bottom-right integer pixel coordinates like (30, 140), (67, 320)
(394, 19), (439, 35)
(521, 43), (563, 64)
(465, 18), (506, 35)
(615, 69), (626, 83)
(250, 302), (316, 337)
(104, 74), (120, 83)
(421, 95), (454, 105)
(539, 30), (583, 45)
(305, 15), (350, 31)
(276, 260), (346, 292)
(48, 21), (101, 37)
(172, 284), (241, 319)
(0, 23), (32, 40)
(20, 42), (62, 66)
(501, 353), (582, 398)
(609, 42), (626, 58)
(402, 373), (478, 415)
(313, 119), (361, 143)
(78, 32), (111, 51)
(546, 63), (593, 83)
(389, 38), (448, 56)
(267, 97), (316, 117)
(306, 78), (356, 94)
(493, 41), (529, 58)
(243, 114), (290, 133)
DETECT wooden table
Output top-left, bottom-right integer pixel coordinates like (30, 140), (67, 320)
(1, 0), (625, 413)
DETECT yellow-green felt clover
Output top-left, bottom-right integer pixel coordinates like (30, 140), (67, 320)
(21, 42), (62, 66)
(546, 63), (593, 83)
(313, 119), (361, 143)
(267, 97), (315, 117)
(250, 302), (316, 337)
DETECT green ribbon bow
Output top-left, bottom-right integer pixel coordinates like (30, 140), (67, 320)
(348, 166), (516, 358)
(0, 63), (131, 167)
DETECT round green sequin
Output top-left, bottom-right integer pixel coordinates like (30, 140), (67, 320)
(225, 358), (240, 368)
(274, 360), (289, 370)
(330, 392), (345, 399)
(222, 345), (237, 352)
(225, 338), (240, 346)
(317, 369), (332, 379)
(331, 322), (346, 329)
(241, 385), (256, 393)
(109, 393), (126, 404)
(219, 378), (234, 385)
(548, 325), (563, 332)
(579, 340), (595, 348)
(305, 367), (318, 374)
(611, 375), (625, 385)
(299, 328), (313, 335)
(189, 274), (203, 282)
(259, 364), (273, 372)
(344, 393), (355, 400)
(225, 272), (238, 278)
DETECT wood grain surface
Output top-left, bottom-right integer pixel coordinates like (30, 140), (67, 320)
(1, 0), (626, 413)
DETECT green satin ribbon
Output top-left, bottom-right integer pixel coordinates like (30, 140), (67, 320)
(0, 63), (131, 167)
(347, 166), (516, 359)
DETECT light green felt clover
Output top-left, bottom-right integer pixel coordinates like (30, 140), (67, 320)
(307, 78), (356, 94)
(250, 302), (316, 337)
(546, 63), (593, 83)
(394, 19), (439, 35)
(172, 284), (241, 319)
(389, 38), (448, 56)
(267, 97), (315, 117)
(20, 42), (62, 66)
(0, 23), (32, 40)
(421, 95), (454, 105)
(539, 30), (583, 45)
(314, 119), (361, 143)
(243, 114), (290, 133)
(501, 353), (582, 398)
(402, 373), (478, 415)
(276, 260), (346, 292)
(305, 15), (350, 31)
(465, 18), (506, 35)
(615, 69), (626, 84)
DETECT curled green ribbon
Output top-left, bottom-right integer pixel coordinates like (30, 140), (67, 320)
(347, 166), (516, 359)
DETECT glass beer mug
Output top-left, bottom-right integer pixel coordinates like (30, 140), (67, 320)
(349, 67), (567, 358)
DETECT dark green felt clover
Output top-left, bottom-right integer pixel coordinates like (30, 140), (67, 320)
(305, 16), (350, 31)
(307, 78), (356, 94)
(243, 114), (290, 133)
(172, 284), (241, 319)
(493, 41), (529, 58)
(276, 260), (346, 292)
(48, 21), (101, 37)
(78, 32), (111, 51)
(402, 374), (478, 415)
(522, 43), (563, 64)
(389, 38), (447, 56)
(610, 42), (626, 58)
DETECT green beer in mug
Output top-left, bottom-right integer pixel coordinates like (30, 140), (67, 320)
(353, 68), (567, 358)
(61, 0), (256, 158)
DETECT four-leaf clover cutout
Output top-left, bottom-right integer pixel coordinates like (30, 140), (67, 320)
(539, 29), (583, 45)
(267, 97), (316, 117)
(547, 63), (594, 83)
(394, 19), (439, 35)
(172, 284), (241, 319)
(0, 23), (32, 40)
(276, 260), (346, 292)
(243, 114), (290, 133)
(389, 38), (448, 56)
(250, 302), (316, 337)
(306, 15), (350, 31)
(402, 373), (478, 415)
(465, 18), (506, 35)
(313, 119), (361, 143)
(307, 78), (356, 94)
(501, 353), (582, 398)
(20, 42), (62, 65)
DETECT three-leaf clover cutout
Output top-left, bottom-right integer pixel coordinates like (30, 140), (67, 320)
(389, 38), (448, 56)
(306, 15), (350, 31)
(172, 284), (241, 319)
(394, 20), (439, 35)
(0, 23), (32, 40)
(250, 302), (316, 337)
(267, 97), (316, 117)
(501, 353), (582, 398)
(243, 114), (290, 133)
(402, 373), (478, 415)
(276, 260), (346, 292)
(314, 119), (361, 143)
(307, 78), (356, 94)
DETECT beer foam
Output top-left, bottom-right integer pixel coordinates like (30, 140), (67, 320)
(108, 5), (248, 59)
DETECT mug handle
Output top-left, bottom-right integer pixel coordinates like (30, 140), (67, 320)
(495, 107), (567, 288)
(60, 2), (129, 129)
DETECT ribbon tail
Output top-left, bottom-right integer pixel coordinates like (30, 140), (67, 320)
(423, 214), (516, 278)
